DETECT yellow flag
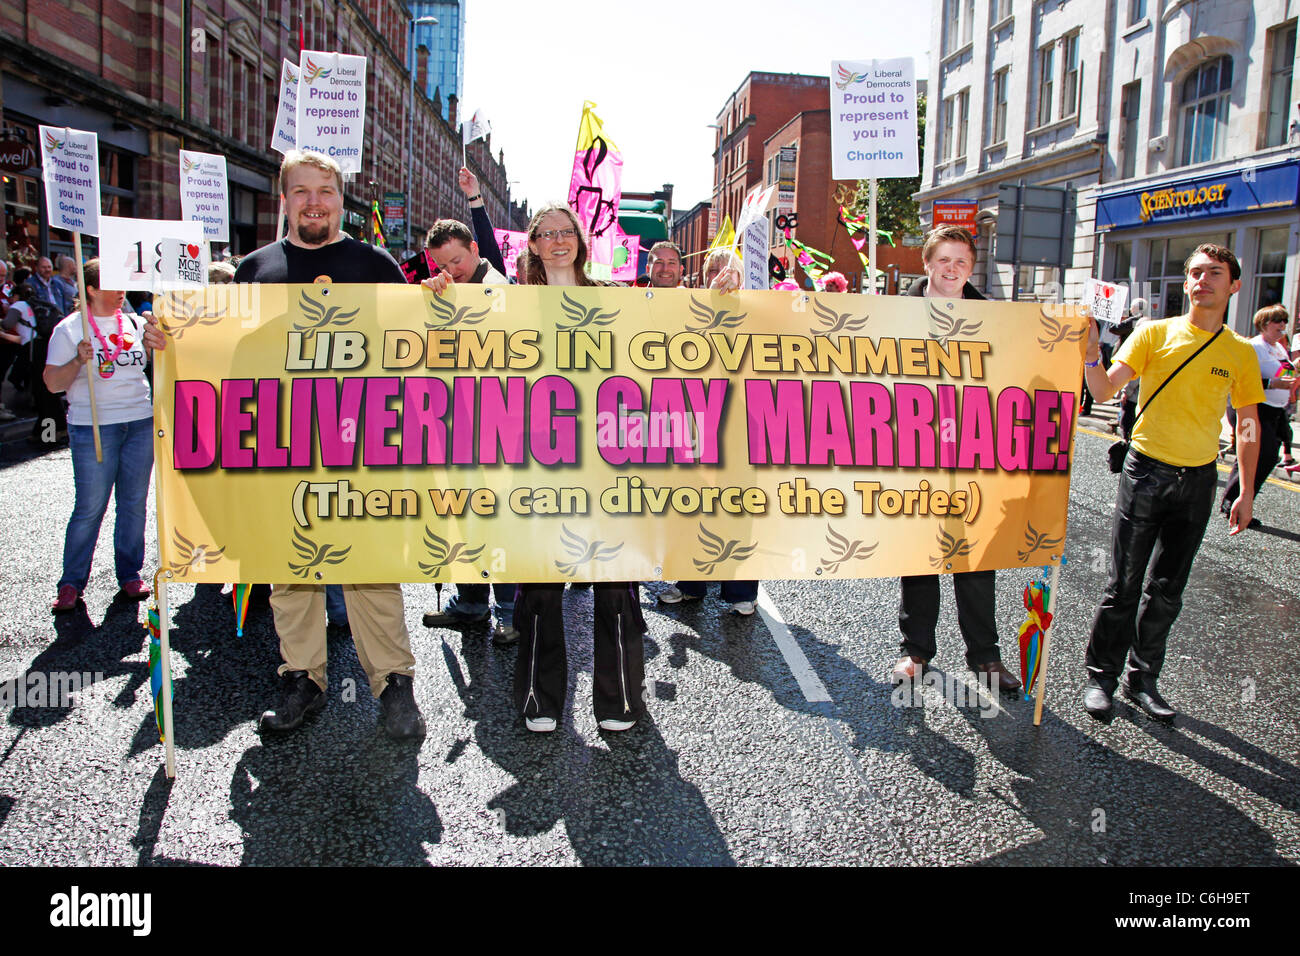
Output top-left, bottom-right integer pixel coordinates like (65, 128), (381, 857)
(576, 100), (619, 152)
(708, 214), (735, 255)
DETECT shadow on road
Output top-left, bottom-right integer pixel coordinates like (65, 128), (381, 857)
(229, 735), (440, 866)
(6, 599), (147, 732)
(450, 605), (735, 866)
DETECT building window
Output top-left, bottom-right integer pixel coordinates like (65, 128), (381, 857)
(956, 88), (970, 157)
(942, 92), (956, 160)
(944, 0), (962, 55)
(1036, 43), (1055, 127)
(1128, 0), (1147, 24)
(991, 67), (1009, 143)
(963, 0), (975, 45)
(993, 0), (1013, 24)
(1179, 57), (1233, 166)
(1264, 21), (1296, 148)
(1119, 81), (1141, 178)
(1254, 226), (1289, 310)
(1060, 33), (1079, 118)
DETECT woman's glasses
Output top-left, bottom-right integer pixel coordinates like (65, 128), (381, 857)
(535, 228), (577, 241)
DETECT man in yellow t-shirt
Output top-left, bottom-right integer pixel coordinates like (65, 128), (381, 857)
(1079, 244), (1265, 724)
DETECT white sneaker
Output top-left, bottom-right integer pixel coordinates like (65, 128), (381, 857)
(0, 406), (15, 422)
(658, 585), (699, 605)
(732, 601), (756, 616)
(525, 716), (556, 732)
(598, 717), (637, 731)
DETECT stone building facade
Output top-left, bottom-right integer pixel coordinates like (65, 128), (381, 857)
(915, 0), (1298, 334)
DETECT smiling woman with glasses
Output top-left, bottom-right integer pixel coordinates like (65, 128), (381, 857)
(521, 203), (608, 288)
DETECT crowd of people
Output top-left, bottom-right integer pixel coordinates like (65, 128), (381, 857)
(18, 147), (1299, 741)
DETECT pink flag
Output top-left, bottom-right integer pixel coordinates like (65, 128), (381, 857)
(493, 228), (529, 279)
(611, 227), (641, 282)
(567, 101), (623, 276)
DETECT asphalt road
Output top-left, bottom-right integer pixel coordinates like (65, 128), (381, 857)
(0, 412), (1297, 867)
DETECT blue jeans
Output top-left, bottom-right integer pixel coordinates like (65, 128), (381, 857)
(445, 583), (515, 620)
(325, 584), (348, 626)
(677, 580), (759, 603)
(60, 418), (154, 591)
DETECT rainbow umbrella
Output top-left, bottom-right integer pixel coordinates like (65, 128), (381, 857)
(1017, 580), (1053, 701)
(233, 583), (251, 637)
(143, 604), (172, 743)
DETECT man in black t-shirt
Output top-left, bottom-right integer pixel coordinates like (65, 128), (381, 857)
(149, 150), (424, 740)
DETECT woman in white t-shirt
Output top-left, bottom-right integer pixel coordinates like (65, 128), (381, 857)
(43, 258), (155, 612)
(1219, 305), (1300, 521)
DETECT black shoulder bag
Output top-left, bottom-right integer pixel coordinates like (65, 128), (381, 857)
(1107, 326), (1223, 473)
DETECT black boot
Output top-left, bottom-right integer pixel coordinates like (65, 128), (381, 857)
(259, 670), (326, 733)
(1083, 677), (1115, 723)
(1123, 672), (1176, 722)
(379, 673), (426, 739)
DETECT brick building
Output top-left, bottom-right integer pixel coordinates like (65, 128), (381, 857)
(0, 0), (526, 268)
(759, 109), (865, 290)
(671, 200), (712, 286)
(711, 72), (830, 231)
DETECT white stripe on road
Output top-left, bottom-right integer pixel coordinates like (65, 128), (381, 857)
(756, 585), (831, 703)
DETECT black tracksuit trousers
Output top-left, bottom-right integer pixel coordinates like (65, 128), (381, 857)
(513, 582), (647, 723)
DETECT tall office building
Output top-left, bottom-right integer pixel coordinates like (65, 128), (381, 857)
(411, 0), (465, 121)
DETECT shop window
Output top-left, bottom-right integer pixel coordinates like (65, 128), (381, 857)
(1108, 241), (1132, 283)
(1179, 57), (1233, 166)
(1147, 232), (1231, 318)
(1254, 227), (1288, 311)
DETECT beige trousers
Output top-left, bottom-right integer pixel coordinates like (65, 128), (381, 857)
(270, 583), (414, 697)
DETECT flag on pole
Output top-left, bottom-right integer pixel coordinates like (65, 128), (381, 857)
(567, 101), (623, 279)
(462, 108), (491, 146)
(707, 215), (736, 256)
(371, 200), (386, 248)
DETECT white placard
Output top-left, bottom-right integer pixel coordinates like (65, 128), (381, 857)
(98, 216), (208, 291)
(294, 50), (366, 173)
(179, 150), (229, 243)
(270, 59), (299, 155)
(39, 125), (101, 235)
(741, 218), (770, 291)
(1083, 278), (1130, 326)
(736, 183), (776, 235)
(830, 58), (919, 180)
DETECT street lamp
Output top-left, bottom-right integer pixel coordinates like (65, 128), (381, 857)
(406, 14), (438, 251)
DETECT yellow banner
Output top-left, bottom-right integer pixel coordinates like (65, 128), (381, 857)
(153, 285), (1087, 584)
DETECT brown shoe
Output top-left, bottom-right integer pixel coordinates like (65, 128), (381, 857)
(974, 660), (1022, 695)
(891, 655), (927, 685)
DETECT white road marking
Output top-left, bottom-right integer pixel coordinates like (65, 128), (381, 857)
(756, 585), (831, 703)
